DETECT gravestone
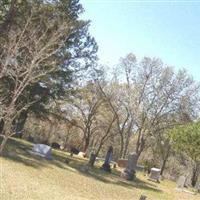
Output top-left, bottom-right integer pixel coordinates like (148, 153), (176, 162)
(70, 146), (79, 155)
(101, 146), (113, 172)
(196, 183), (200, 193)
(51, 142), (60, 149)
(121, 152), (138, 180)
(177, 175), (186, 189)
(60, 145), (65, 150)
(78, 152), (86, 158)
(149, 168), (161, 182)
(31, 144), (52, 159)
(117, 159), (128, 168)
(139, 195), (147, 200)
(27, 136), (34, 143)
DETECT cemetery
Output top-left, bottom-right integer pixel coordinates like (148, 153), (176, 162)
(0, 137), (200, 200)
(1, 1), (200, 200)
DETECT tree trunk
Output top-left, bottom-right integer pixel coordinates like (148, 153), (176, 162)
(88, 153), (96, 167)
(96, 116), (116, 157)
(95, 144), (102, 157)
(0, 118), (13, 155)
(0, 120), (4, 134)
(191, 162), (199, 187)
(83, 137), (90, 152)
(122, 130), (132, 158)
(160, 146), (171, 175)
(122, 144), (128, 159)
(13, 110), (28, 138)
(119, 134), (124, 158)
(122, 120), (133, 158)
(95, 138), (105, 157)
(135, 129), (142, 155)
(160, 157), (168, 176)
(0, 135), (9, 155)
(134, 134), (145, 165)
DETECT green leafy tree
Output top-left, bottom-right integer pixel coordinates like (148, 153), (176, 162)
(170, 122), (200, 187)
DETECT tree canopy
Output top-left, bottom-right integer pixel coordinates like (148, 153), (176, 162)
(0, 0), (97, 152)
(170, 122), (200, 162)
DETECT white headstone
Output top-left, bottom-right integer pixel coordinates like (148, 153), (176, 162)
(78, 152), (86, 158)
(149, 168), (161, 182)
(32, 144), (52, 159)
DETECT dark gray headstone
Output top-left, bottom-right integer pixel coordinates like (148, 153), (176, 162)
(121, 152), (138, 180)
(177, 175), (186, 189)
(70, 146), (79, 155)
(51, 142), (60, 149)
(139, 195), (147, 200)
(149, 168), (161, 182)
(102, 146), (113, 172)
(127, 153), (137, 171)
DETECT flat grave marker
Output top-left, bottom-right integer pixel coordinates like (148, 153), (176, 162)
(30, 144), (52, 160)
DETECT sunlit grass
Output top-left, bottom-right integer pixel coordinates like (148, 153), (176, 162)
(0, 137), (199, 200)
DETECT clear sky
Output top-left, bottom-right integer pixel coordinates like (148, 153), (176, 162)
(80, 0), (200, 81)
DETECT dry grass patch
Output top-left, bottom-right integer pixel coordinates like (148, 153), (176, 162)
(0, 138), (200, 200)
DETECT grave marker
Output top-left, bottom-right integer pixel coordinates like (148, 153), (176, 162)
(30, 144), (52, 160)
(117, 159), (128, 168)
(121, 152), (138, 180)
(139, 195), (147, 200)
(149, 168), (161, 182)
(177, 176), (186, 189)
(101, 146), (113, 172)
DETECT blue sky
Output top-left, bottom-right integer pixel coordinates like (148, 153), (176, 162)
(80, 0), (200, 81)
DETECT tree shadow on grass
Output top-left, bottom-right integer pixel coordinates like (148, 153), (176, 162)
(71, 165), (163, 194)
(2, 138), (48, 169)
(1, 137), (88, 170)
(114, 179), (162, 193)
(1, 137), (163, 194)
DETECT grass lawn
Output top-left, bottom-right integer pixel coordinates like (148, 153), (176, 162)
(0, 138), (199, 200)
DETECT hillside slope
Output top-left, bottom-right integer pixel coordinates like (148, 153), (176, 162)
(0, 138), (199, 200)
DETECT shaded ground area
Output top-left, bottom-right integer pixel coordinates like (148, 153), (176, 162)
(0, 137), (199, 200)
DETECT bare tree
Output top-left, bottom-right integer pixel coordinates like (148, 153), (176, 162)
(111, 54), (200, 162)
(98, 82), (133, 158)
(90, 97), (117, 156)
(61, 83), (104, 152)
(0, 14), (73, 154)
